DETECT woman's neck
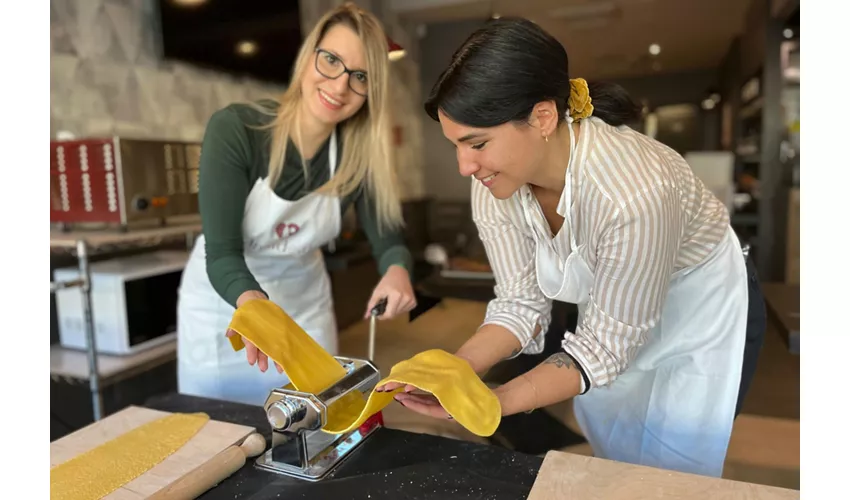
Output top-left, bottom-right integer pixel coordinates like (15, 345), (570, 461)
(530, 123), (576, 195)
(293, 105), (335, 161)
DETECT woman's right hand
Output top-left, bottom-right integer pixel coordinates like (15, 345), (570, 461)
(226, 290), (283, 373)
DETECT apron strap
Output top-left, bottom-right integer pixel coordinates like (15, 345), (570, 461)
(326, 129), (339, 254)
(328, 129), (338, 177)
(564, 116), (580, 253)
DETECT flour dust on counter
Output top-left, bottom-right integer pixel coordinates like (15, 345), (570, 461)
(256, 461), (534, 500)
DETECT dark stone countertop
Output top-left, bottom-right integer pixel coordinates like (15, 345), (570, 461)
(145, 393), (543, 500)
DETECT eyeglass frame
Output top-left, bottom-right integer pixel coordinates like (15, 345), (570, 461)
(313, 48), (369, 97)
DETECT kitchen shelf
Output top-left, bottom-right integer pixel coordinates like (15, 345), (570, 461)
(50, 339), (177, 388)
(50, 222), (201, 254)
(738, 96), (764, 120)
(49, 222), (201, 421)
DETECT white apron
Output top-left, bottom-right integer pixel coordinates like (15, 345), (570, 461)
(176, 131), (341, 406)
(524, 119), (748, 478)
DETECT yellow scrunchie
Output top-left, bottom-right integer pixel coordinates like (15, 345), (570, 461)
(568, 77), (594, 120)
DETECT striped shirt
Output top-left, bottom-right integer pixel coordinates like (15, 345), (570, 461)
(471, 116), (730, 390)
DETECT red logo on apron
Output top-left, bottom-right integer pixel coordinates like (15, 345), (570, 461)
(275, 222), (300, 240)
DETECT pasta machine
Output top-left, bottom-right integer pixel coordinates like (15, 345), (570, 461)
(254, 356), (384, 481)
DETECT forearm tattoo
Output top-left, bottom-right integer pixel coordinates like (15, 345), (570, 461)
(543, 352), (575, 369)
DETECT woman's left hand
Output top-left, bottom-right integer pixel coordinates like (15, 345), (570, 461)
(393, 391), (454, 421)
(377, 382), (453, 420)
(365, 265), (417, 320)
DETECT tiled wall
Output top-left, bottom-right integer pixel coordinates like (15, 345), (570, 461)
(49, 0), (285, 142)
(49, 0), (426, 200)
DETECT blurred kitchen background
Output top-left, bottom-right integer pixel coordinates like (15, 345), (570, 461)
(50, 0), (800, 490)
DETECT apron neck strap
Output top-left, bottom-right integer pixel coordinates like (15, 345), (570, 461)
(328, 129), (338, 177)
(563, 116), (580, 252)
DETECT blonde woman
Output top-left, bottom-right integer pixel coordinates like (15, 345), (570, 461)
(177, 3), (416, 406)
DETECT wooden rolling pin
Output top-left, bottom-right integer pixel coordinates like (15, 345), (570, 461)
(148, 432), (267, 500)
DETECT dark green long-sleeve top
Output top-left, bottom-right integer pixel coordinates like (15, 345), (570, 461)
(198, 102), (413, 307)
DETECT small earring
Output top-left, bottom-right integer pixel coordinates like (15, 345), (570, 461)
(543, 134), (549, 143)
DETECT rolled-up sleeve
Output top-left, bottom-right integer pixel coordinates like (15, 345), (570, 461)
(471, 180), (551, 356)
(562, 185), (682, 389)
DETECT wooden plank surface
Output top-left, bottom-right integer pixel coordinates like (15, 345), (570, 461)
(51, 405), (255, 498)
(761, 282), (800, 354)
(527, 450), (800, 499)
(784, 188), (799, 285)
(762, 284), (800, 332)
(725, 415), (799, 471)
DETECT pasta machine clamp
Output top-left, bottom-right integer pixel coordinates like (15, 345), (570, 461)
(254, 356), (384, 481)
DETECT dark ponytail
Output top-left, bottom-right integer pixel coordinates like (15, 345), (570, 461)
(424, 17), (641, 129)
(585, 81), (643, 127)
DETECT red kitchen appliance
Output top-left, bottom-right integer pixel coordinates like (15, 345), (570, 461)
(50, 137), (202, 229)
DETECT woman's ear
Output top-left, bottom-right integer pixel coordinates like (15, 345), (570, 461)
(529, 100), (559, 138)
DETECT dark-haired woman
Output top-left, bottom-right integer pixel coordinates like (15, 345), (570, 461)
(380, 17), (766, 478)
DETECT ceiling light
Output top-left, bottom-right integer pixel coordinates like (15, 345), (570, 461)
(701, 98), (716, 110)
(236, 41), (258, 57)
(783, 28), (794, 39)
(649, 43), (661, 56)
(172, 0), (207, 6)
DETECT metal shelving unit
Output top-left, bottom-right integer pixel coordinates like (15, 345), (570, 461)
(50, 222), (201, 421)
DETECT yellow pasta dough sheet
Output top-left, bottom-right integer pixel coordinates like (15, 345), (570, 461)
(227, 299), (501, 437)
(50, 412), (210, 500)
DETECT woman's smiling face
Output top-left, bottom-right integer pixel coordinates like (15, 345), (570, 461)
(438, 109), (548, 200)
(301, 24), (369, 127)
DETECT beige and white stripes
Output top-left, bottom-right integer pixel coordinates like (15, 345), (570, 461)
(471, 117), (730, 390)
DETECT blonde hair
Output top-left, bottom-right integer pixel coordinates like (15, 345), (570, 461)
(255, 2), (402, 233)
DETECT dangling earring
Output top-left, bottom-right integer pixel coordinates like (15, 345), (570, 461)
(543, 134), (549, 143)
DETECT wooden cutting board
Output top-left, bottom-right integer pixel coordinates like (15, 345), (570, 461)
(50, 405), (256, 499)
(527, 450), (800, 499)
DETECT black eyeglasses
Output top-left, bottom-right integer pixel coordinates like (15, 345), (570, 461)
(314, 48), (369, 97)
